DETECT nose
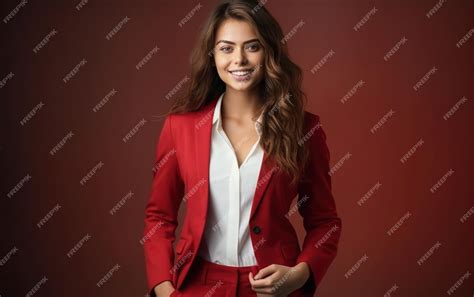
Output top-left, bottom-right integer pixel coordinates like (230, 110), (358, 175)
(234, 47), (248, 65)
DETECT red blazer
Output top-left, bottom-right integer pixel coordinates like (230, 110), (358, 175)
(143, 94), (342, 296)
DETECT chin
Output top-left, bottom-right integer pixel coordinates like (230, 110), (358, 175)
(226, 82), (257, 92)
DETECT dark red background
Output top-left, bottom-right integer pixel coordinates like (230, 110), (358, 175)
(1, 0), (473, 296)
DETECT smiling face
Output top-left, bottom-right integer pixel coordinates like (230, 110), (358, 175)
(213, 18), (265, 93)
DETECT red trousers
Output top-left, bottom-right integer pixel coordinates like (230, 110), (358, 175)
(171, 256), (305, 297)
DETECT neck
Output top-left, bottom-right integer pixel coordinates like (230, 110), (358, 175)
(221, 87), (263, 121)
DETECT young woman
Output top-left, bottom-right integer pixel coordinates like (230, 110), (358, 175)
(143, 1), (342, 296)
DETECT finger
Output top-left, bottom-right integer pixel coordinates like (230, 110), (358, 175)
(251, 272), (280, 289)
(252, 286), (277, 295)
(254, 264), (277, 279)
(250, 272), (278, 293)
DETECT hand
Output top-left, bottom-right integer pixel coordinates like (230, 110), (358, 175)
(153, 280), (176, 297)
(248, 262), (310, 297)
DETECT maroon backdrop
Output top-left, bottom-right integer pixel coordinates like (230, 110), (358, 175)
(1, 0), (473, 296)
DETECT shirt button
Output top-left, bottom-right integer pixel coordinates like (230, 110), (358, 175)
(252, 226), (261, 234)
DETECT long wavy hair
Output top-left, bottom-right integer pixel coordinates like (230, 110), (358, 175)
(169, 0), (309, 186)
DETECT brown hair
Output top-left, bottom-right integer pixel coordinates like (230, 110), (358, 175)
(169, 0), (309, 185)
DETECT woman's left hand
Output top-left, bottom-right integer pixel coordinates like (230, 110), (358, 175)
(248, 262), (310, 296)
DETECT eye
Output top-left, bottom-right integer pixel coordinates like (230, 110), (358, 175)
(246, 43), (260, 52)
(220, 46), (232, 53)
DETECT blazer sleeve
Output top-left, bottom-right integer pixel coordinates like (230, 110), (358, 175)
(143, 114), (185, 296)
(295, 115), (342, 294)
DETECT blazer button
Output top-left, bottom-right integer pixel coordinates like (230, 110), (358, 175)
(252, 226), (261, 234)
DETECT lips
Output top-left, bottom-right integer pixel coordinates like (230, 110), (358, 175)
(228, 68), (254, 76)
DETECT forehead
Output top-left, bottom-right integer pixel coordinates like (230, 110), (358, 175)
(215, 19), (258, 43)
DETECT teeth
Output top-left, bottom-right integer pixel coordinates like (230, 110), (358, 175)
(231, 70), (251, 76)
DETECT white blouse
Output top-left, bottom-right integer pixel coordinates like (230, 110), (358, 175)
(197, 92), (264, 266)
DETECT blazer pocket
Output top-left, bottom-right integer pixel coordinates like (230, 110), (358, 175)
(280, 242), (300, 262)
(172, 238), (189, 286)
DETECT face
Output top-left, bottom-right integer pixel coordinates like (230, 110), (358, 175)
(213, 19), (265, 92)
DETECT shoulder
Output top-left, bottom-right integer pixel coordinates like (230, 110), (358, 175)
(166, 97), (218, 132)
(303, 110), (321, 126)
(302, 110), (324, 137)
(300, 110), (329, 153)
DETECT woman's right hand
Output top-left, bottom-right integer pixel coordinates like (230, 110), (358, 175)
(153, 280), (176, 297)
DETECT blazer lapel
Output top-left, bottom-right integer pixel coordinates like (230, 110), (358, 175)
(194, 97), (218, 222)
(249, 151), (277, 221)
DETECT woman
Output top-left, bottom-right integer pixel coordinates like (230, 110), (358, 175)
(143, 1), (342, 296)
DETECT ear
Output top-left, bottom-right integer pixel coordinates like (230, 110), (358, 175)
(209, 50), (216, 67)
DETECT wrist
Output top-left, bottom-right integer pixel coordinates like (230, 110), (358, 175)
(154, 280), (173, 296)
(293, 262), (310, 287)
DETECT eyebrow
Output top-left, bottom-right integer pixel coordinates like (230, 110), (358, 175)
(215, 38), (260, 46)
